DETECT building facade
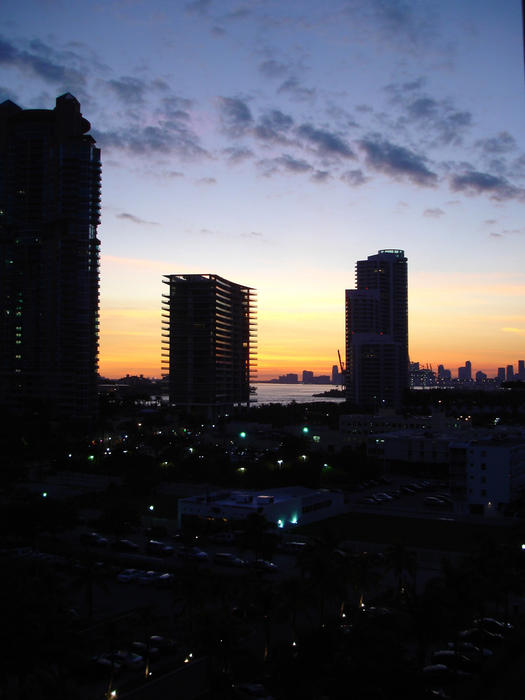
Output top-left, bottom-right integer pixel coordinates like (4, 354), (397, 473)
(162, 274), (256, 415)
(345, 249), (408, 408)
(0, 94), (101, 418)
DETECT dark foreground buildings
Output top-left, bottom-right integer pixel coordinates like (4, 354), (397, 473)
(345, 249), (409, 409)
(0, 94), (101, 419)
(162, 274), (257, 415)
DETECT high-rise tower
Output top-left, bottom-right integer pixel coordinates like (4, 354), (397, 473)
(162, 274), (257, 415)
(0, 94), (101, 418)
(345, 249), (408, 408)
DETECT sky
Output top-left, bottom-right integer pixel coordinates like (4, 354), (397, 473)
(1, 0), (524, 380)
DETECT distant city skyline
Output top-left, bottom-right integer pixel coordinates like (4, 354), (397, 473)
(2, 1), (523, 381)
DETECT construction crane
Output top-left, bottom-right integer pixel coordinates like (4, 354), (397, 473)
(337, 349), (345, 387)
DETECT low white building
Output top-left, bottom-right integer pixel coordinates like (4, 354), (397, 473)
(178, 486), (345, 530)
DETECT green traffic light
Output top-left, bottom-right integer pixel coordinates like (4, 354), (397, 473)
(239, 431), (246, 438)
(302, 426), (309, 434)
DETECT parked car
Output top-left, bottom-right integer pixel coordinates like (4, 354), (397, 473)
(373, 492), (393, 502)
(136, 570), (159, 585)
(112, 538), (139, 552)
(253, 559), (278, 572)
(458, 628), (504, 647)
(177, 546), (208, 561)
(156, 572), (175, 588)
(107, 650), (143, 669)
(214, 552), (247, 567)
(117, 568), (140, 583)
(149, 635), (177, 653)
(446, 641), (493, 657)
(80, 532), (108, 547)
(91, 655), (122, 676)
(146, 540), (174, 556)
(431, 650), (475, 671)
(474, 617), (514, 633)
(209, 531), (235, 543)
(279, 541), (310, 553)
(424, 497), (446, 507)
(131, 641), (160, 661)
(232, 682), (275, 698)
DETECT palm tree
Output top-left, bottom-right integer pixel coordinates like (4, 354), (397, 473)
(384, 543), (418, 602)
(345, 551), (382, 612)
(70, 554), (110, 620)
(238, 512), (279, 561)
(297, 529), (347, 626)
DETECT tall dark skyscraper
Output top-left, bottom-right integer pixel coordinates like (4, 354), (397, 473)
(162, 274), (257, 415)
(0, 94), (101, 418)
(345, 249), (408, 408)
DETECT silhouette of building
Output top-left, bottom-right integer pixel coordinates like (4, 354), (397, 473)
(458, 361), (473, 382)
(519, 360), (525, 380)
(345, 249), (408, 408)
(162, 274), (256, 415)
(507, 364), (514, 381)
(302, 370), (314, 384)
(496, 367), (506, 382)
(0, 94), (101, 418)
(331, 364), (341, 385)
(278, 373), (298, 384)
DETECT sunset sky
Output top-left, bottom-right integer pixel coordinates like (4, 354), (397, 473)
(2, 0), (524, 379)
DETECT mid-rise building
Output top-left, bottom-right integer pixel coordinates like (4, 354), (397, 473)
(345, 249), (408, 408)
(0, 94), (101, 418)
(450, 439), (525, 516)
(162, 274), (256, 415)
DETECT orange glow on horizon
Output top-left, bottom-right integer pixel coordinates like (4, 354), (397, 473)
(98, 257), (524, 381)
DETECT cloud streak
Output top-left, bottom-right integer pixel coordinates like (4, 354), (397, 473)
(116, 212), (160, 226)
(450, 171), (523, 201)
(359, 136), (437, 186)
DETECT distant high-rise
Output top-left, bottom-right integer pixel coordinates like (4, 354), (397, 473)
(162, 274), (256, 415)
(506, 365), (514, 381)
(345, 249), (408, 408)
(302, 370), (314, 384)
(0, 94), (101, 418)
